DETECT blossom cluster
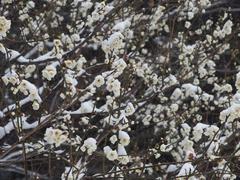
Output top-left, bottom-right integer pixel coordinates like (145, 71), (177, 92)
(0, 0), (240, 179)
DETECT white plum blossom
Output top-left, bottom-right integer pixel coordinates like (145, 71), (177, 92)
(0, 16), (11, 39)
(110, 135), (118, 144)
(25, 65), (36, 78)
(180, 123), (191, 136)
(32, 101), (40, 110)
(0, 0), (239, 179)
(102, 32), (124, 57)
(181, 83), (202, 98)
(93, 75), (105, 87)
(42, 65), (57, 81)
(117, 144), (129, 165)
(64, 60), (76, 69)
(44, 127), (68, 147)
(222, 20), (233, 36)
(112, 58), (127, 74)
(25, 65), (36, 74)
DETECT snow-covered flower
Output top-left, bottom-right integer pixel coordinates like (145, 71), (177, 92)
(171, 88), (182, 100)
(17, 80), (42, 102)
(192, 123), (206, 142)
(5, 72), (19, 85)
(118, 130), (130, 146)
(112, 58), (127, 73)
(102, 32), (124, 56)
(124, 102), (135, 116)
(179, 137), (194, 152)
(204, 125), (219, 140)
(18, 80), (29, 95)
(80, 138), (97, 155)
(103, 146), (118, 161)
